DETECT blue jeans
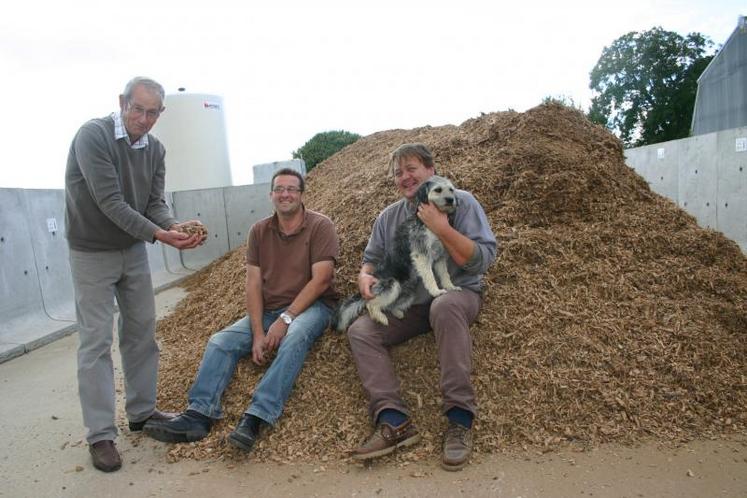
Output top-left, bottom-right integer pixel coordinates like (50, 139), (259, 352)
(187, 300), (331, 424)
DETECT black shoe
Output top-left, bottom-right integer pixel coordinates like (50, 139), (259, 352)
(143, 409), (213, 443)
(228, 414), (267, 452)
(129, 409), (179, 432)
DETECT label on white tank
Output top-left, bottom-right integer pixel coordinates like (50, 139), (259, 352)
(657, 147), (665, 159)
(736, 137), (747, 152)
(203, 101), (221, 110)
(47, 218), (58, 232)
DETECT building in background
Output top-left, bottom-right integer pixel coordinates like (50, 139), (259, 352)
(691, 15), (747, 135)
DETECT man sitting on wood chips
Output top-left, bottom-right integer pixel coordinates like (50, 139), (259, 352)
(143, 168), (339, 453)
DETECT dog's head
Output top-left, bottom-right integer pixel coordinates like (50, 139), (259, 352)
(415, 175), (458, 215)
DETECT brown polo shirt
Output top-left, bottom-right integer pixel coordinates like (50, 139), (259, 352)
(246, 207), (339, 310)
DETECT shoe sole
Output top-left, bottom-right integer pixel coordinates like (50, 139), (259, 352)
(227, 433), (256, 452)
(143, 425), (207, 443)
(92, 459), (122, 472)
(440, 458), (469, 471)
(352, 433), (422, 461)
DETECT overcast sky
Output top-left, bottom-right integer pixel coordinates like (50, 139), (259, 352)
(1, 0), (742, 188)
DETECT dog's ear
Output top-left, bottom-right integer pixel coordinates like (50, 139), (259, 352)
(415, 180), (432, 206)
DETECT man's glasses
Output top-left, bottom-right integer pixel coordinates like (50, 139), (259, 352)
(127, 103), (162, 120)
(272, 186), (302, 194)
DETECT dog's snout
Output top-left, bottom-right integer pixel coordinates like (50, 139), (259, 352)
(445, 197), (454, 205)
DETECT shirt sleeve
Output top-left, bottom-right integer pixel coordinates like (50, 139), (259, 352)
(310, 217), (340, 264)
(362, 211), (387, 267)
(74, 123), (163, 242)
(454, 191), (498, 275)
(245, 224), (260, 267)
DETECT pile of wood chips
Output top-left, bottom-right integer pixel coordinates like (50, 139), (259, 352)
(155, 103), (747, 464)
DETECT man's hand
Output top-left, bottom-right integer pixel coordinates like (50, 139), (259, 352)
(262, 320), (288, 355)
(155, 228), (202, 249)
(358, 272), (378, 300)
(417, 203), (450, 236)
(252, 334), (267, 366)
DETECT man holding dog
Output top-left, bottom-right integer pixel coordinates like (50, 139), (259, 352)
(346, 143), (496, 470)
(144, 168), (339, 454)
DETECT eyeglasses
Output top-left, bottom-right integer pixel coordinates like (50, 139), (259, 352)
(272, 186), (302, 194)
(127, 102), (162, 119)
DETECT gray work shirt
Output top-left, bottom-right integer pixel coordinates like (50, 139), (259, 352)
(363, 189), (497, 305)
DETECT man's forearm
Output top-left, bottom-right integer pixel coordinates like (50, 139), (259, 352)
(284, 277), (331, 318)
(245, 271), (264, 335)
(437, 224), (476, 267)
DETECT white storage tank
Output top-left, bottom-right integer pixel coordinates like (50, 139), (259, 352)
(150, 89), (233, 192)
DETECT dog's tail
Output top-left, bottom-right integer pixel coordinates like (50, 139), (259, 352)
(331, 293), (367, 332)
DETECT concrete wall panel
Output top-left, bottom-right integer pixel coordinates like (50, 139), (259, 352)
(717, 193), (747, 251)
(626, 143), (680, 202)
(20, 189), (75, 321)
(0, 189), (47, 322)
(0, 189), (76, 362)
(626, 127), (747, 253)
(160, 192), (189, 275)
(252, 159), (306, 184)
(678, 133), (719, 229)
(171, 188), (229, 269)
(716, 127), (747, 252)
(224, 184), (273, 250)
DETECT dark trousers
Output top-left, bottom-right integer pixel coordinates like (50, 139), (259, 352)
(347, 289), (482, 422)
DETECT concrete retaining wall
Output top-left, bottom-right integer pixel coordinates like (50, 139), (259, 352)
(625, 126), (747, 253)
(0, 184), (272, 363)
(4, 131), (745, 363)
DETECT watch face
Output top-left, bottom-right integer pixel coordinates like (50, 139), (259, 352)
(281, 313), (292, 324)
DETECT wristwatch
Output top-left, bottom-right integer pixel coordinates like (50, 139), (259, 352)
(279, 312), (294, 325)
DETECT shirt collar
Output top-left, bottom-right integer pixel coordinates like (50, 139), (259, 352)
(111, 112), (149, 149)
(270, 205), (308, 237)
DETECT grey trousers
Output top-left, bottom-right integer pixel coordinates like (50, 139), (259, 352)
(69, 243), (159, 444)
(347, 289), (482, 422)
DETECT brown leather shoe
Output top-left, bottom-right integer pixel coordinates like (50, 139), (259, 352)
(441, 422), (472, 471)
(89, 440), (122, 472)
(129, 409), (178, 432)
(351, 420), (421, 460)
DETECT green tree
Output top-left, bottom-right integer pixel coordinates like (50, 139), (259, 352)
(292, 130), (361, 172)
(542, 94), (582, 110)
(588, 27), (714, 147)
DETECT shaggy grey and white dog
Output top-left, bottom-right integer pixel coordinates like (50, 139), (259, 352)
(332, 175), (461, 331)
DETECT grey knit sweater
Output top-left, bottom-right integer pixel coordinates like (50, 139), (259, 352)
(65, 116), (176, 251)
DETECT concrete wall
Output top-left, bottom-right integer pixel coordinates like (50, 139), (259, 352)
(0, 184), (272, 363)
(252, 159), (307, 184)
(625, 126), (747, 252)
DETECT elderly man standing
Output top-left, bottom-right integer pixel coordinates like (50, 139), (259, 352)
(65, 76), (205, 472)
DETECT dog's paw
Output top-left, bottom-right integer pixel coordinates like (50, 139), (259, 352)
(445, 285), (462, 292)
(372, 315), (389, 326)
(391, 309), (405, 319)
(430, 288), (448, 297)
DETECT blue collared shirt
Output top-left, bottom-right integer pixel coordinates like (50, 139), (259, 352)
(111, 112), (149, 149)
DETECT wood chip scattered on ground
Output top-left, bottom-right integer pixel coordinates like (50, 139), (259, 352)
(154, 103), (747, 463)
